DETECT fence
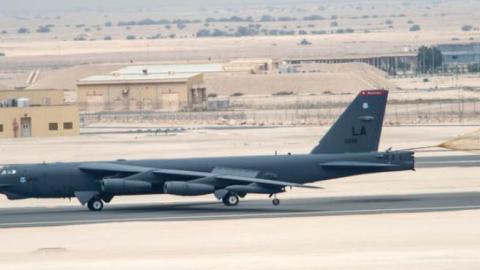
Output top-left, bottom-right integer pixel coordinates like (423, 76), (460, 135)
(81, 99), (480, 126)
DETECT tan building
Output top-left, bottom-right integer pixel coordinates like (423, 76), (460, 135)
(0, 89), (79, 138)
(77, 72), (206, 112)
(0, 105), (79, 138)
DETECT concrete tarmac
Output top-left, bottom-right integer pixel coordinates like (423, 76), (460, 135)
(1, 192), (480, 228)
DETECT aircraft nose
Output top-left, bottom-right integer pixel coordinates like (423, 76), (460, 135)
(403, 151), (415, 170)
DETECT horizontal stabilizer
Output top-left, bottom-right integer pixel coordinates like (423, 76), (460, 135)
(320, 161), (400, 169)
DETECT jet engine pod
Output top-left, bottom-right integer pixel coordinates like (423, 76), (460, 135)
(101, 179), (152, 195)
(163, 181), (214, 196)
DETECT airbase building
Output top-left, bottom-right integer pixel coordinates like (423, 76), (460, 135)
(0, 89), (79, 138)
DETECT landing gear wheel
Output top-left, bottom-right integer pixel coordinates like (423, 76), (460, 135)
(272, 198), (280, 206)
(222, 193), (239, 206)
(87, 197), (104, 211)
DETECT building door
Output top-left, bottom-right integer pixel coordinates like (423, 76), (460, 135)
(161, 93), (179, 112)
(20, 117), (31, 137)
(86, 95), (104, 112)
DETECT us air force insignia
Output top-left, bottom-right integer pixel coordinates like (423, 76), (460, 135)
(20, 177), (27, 184)
(362, 102), (369, 109)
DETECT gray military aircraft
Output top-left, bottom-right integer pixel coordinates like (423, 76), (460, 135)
(0, 90), (414, 211)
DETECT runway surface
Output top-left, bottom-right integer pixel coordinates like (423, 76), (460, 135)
(1, 192), (480, 228)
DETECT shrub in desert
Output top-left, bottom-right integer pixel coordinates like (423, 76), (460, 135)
(231, 92), (244, 97)
(409, 24), (421, 31)
(104, 21), (112, 27)
(273, 91), (295, 96)
(0, 52), (5, 57)
(17, 27), (30, 34)
(36, 25), (51, 33)
(278, 16), (296, 22)
(304, 15), (325, 21)
(1, 30), (7, 34)
(104, 35), (112, 40)
(126, 35), (136, 40)
(196, 29), (211, 37)
(73, 36), (86, 41)
(330, 21), (338, 27)
(311, 30), (326, 35)
(260, 14), (275, 22)
(462, 25), (473, 31)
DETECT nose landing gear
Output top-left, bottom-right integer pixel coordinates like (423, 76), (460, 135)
(269, 193), (280, 206)
(272, 198), (280, 206)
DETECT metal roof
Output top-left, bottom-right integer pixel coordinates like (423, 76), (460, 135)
(114, 64), (224, 75)
(77, 73), (200, 85)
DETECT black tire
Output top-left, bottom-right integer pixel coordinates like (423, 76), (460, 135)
(272, 198), (280, 206)
(222, 193), (239, 206)
(87, 197), (104, 211)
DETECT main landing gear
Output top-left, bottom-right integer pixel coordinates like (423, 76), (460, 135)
(87, 197), (104, 211)
(222, 192), (239, 206)
(221, 192), (281, 207)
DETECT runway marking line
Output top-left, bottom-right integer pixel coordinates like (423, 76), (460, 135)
(1, 204), (480, 228)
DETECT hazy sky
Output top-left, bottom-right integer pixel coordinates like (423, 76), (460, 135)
(0, 0), (313, 12)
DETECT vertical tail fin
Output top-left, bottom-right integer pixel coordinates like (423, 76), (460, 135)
(311, 90), (388, 154)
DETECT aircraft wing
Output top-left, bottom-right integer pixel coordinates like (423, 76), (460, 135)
(78, 162), (320, 189)
(153, 169), (320, 189)
(215, 174), (321, 189)
(320, 161), (399, 168)
(79, 162), (152, 173)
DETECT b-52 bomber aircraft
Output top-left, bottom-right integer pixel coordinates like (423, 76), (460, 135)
(0, 90), (414, 211)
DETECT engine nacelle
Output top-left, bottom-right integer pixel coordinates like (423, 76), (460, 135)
(163, 181), (214, 196)
(101, 179), (152, 195)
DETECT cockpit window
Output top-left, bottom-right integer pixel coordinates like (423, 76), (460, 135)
(1, 167), (16, 175)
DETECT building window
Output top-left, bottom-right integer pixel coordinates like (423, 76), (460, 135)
(63, 122), (73, 130)
(0, 124), (3, 132)
(49, 123), (58, 131)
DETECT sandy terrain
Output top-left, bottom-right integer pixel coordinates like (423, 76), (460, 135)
(1, 211), (480, 270)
